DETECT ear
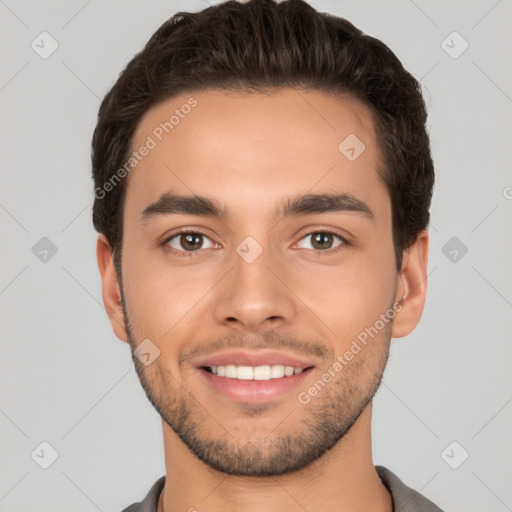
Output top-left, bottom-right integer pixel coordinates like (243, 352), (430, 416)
(96, 233), (129, 343)
(391, 230), (429, 339)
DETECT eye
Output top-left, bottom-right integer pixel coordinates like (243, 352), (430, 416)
(296, 230), (348, 253)
(160, 228), (349, 258)
(163, 230), (217, 256)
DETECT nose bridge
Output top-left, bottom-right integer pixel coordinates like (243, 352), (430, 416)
(213, 233), (296, 331)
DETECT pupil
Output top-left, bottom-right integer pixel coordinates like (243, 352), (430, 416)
(313, 233), (331, 250)
(182, 233), (202, 250)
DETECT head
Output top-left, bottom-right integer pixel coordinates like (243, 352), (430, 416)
(93, 0), (433, 477)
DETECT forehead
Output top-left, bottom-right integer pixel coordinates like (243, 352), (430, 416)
(124, 88), (387, 225)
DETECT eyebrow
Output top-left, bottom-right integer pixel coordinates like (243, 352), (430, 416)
(140, 191), (374, 225)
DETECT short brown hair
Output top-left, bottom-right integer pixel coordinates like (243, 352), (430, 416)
(91, 0), (434, 273)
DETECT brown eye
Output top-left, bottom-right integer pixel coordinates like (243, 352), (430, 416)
(311, 232), (334, 250)
(165, 231), (215, 253)
(179, 233), (203, 251)
(297, 231), (346, 252)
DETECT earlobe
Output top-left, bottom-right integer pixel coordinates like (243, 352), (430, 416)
(391, 230), (429, 339)
(96, 234), (129, 342)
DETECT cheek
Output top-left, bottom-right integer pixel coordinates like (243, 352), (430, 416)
(122, 248), (218, 334)
(299, 248), (395, 341)
(121, 243), (170, 334)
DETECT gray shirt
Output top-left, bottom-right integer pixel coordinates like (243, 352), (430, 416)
(121, 465), (444, 512)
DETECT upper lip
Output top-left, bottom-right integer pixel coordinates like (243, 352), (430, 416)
(194, 349), (316, 370)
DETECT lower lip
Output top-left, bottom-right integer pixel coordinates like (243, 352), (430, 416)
(198, 367), (314, 403)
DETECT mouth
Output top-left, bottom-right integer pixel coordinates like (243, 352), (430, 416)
(198, 365), (314, 403)
(194, 350), (316, 403)
(202, 364), (310, 380)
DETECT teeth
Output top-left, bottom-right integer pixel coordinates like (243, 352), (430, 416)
(271, 365), (285, 378)
(236, 366), (253, 380)
(208, 364), (305, 380)
(254, 365), (272, 380)
(284, 366), (294, 377)
(225, 364), (237, 378)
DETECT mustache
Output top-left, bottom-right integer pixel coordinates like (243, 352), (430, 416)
(178, 330), (332, 367)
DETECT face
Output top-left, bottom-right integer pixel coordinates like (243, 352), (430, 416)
(102, 88), (418, 476)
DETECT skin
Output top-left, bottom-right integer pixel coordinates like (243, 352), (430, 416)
(97, 88), (429, 512)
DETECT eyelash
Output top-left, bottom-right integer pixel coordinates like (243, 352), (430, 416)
(160, 228), (350, 259)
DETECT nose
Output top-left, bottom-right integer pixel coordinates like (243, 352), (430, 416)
(213, 241), (296, 333)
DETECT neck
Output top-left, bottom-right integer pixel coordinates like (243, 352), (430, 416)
(158, 403), (392, 512)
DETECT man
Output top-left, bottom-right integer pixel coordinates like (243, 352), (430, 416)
(92, 0), (443, 510)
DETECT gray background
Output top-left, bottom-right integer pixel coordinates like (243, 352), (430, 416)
(1, 0), (511, 510)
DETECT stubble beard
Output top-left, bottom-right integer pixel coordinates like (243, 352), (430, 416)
(119, 281), (393, 477)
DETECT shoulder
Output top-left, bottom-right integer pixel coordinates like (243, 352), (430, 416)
(375, 465), (445, 512)
(120, 475), (166, 512)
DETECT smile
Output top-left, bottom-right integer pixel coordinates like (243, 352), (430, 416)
(205, 364), (305, 380)
(199, 365), (314, 403)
